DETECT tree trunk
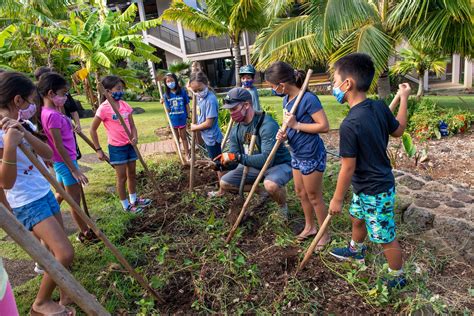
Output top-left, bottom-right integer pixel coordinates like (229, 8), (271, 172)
(377, 70), (391, 99)
(232, 39), (242, 87)
(417, 74), (424, 98)
(95, 71), (101, 112)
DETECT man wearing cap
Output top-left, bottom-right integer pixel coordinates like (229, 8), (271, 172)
(217, 87), (293, 217)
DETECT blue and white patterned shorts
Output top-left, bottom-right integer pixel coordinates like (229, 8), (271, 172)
(291, 151), (326, 175)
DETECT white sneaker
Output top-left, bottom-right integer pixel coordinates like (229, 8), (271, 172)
(34, 262), (44, 275)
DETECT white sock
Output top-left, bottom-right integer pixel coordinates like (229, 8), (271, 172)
(388, 268), (404, 276)
(129, 193), (137, 205)
(121, 199), (130, 209)
(350, 239), (364, 251)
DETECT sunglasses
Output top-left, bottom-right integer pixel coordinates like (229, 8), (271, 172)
(223, 97), (246, 104)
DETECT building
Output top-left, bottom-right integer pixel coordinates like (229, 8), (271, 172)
(107, 0), (257, 88)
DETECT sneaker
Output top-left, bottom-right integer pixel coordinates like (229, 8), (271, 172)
(330, 243), (367, 262)
(34, 262), (44, 275)
(386, 275), (407, 289)
(125, 204), (144, 214)
(76, 229), (100, 244)
(134, 197), (152, 207)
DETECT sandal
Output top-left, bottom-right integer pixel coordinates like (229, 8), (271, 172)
(296, 232), (317, 242)
(313, 238), (332, 254)
(30, 305), (76, 316)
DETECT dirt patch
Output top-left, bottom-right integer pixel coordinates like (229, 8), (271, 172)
(320, 127), (474, 188)
(3, 258), (36, 287)
(154, 127), (172, 140)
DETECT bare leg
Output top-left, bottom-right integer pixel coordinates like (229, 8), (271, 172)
(263, 180), (286, 207)
(351, 216), (367, 243)
(126, 161), (137, 195)
(65, 183), (88, 233)
(292, 169), (317, 238)
(382, 239), (403, 270)
(114, 164), (128, 201)
(177, 127), (190, 159)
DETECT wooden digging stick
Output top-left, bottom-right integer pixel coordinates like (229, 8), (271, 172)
(238, 134), (257, 198)
(75, 130), (114, 168)
(18, 144), (164, 303)
(156, 82), (186, 165)
(189, 93), (197, 190)
(98, 84), (158, 188)
(226, 69), (313, 244)
(0, 204), (110, 315)
(297, 214), (332, 272)
(79, 184), (91, 218)
(221, 119), (234, 150)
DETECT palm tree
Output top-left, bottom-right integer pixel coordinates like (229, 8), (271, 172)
(253, 0), (473, 98)
(160, 0), (268, 86)
(391, 44), (448, 98)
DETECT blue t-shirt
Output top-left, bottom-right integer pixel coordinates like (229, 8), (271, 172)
(339, 98), (400, 195)
(197, 92), (223, 146)
(283, 91), (325, 160)
(164, 89), (189, 127)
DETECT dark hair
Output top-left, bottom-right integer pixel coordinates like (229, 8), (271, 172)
(333, 53), (375, 92)
(189, 71), (209, 86)
(163, 73), (182, 97)
(264, 61), (306, 88)
(34, 66), (52, 81)
(0, 72), (36, 109)
(37, 72), (68, 104)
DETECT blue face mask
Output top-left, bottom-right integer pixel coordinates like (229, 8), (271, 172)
(166, 81), (176, 89)
(242, 79), (254, 88)
(111, 91), (125, 101)
(271, 85), (286, 97)
(332, 81), (347, 104)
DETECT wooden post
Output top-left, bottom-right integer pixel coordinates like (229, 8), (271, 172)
(79, 184), (91, 218)
(238, 134), (257, 198)
(189, 93), (197, 190)
(156, 81), (186, 165)
(18, 144), (164, 303)
(0, 204), (110, 315)
(98, 84), (157, 188)
(297, 214), (332, 272)
(226, 69), (314, 244)
(221, 119), (234, 150)
(75, 131), (113, 168)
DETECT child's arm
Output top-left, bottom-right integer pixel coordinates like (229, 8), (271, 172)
(329, 157), (356, 215)
(284, 110), (329, 134)
(0, 189), (12, 212)
(191, 118), (214, 132)
(389, 93), (401, 113)
(391, 83), (411, 137)
(89, 116), (106, 160)
(50, 128), (88, 185)
(128, 113), (138, 145)
(0, 127), (24, 190)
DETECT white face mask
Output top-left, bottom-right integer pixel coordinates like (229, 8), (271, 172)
(194, 87), (209, 99)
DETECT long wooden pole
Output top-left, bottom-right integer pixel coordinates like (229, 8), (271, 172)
(156, 82), (186, 165)
(79, 184), (90, 218)
(75, 130), (113, 168)
(297, 214), (332, 272)
(221, 119), (234, 150)
(18, 144), (164, 303)
(226, 69), (313, 244)
(98, 84), (157, 188)
(189, 93), (197, 190)
(0, 204), (110, 315)
(238, 134), (257, 198)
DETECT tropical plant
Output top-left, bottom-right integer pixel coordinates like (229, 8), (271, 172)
(160, 0), (269, 86)
(391, 44), (448, 98)
(253, 0), (473, 98)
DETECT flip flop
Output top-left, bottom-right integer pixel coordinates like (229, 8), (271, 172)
(30, 305), (76, 316)
(296, 232), (317, 242)
(313, 238), (332, 254)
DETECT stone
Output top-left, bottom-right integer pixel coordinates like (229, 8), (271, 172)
(445, 200), (465, 208)
(398, 175), (425, 190)
(424, 181), (452, 193)
(451, 192), (474, 204)
(414, 199), (440, 209)
(397, 186), (410, 195)
(395, 197), (413, 214)
(403, 205), (435, 230)
(440, 147), (452, 153)
(433, 216), (474, 264)
(393, 170), (405, 178)
(132, 107), (145, 114)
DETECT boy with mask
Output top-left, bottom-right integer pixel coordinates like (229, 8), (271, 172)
(239, 65), (261, 111)
(328, 53), (411, 288)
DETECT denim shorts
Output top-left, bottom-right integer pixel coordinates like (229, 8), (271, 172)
(12, 190), (60, 231)
(53, 160), (79, 187)
(349, 186), (396, 244)
(291, 151), (326, 175)
(108, 144), (138, 165)
(206, 142), (222, 160)
(221, 162), (292, 188)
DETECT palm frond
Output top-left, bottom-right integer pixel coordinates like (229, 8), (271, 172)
(229, 0), (267, 34)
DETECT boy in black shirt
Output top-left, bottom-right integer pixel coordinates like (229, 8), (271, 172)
(328, 53), (411, 288)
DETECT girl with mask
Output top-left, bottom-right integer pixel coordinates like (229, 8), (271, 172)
(0, 72), (76, 315)
(266, 62), (331, 248)
(39, 72), (96, 244)
(162, 73), (190, 160)
(90, 75), (151, 213)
